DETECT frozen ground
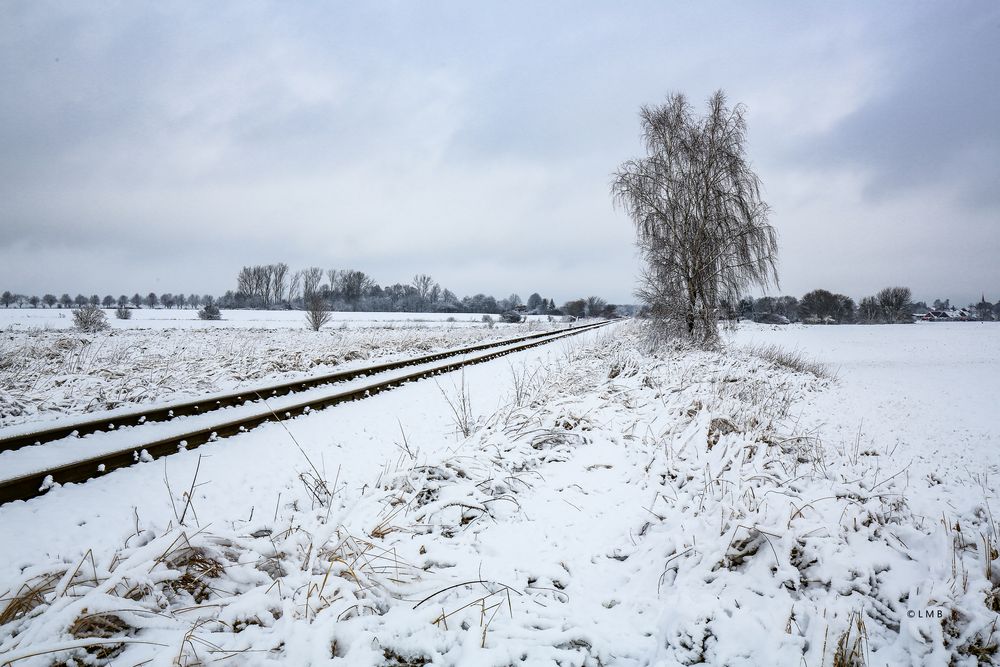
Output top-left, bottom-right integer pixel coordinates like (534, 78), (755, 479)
(0, 308), (554, 331)
(727, 321), (1000, 482)
(0, 321), (998, 665)
(0, 311), (563, 428)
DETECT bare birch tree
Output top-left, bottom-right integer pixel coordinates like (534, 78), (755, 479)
(612, 91), (778, 343)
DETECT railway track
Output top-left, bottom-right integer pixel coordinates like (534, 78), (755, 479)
(0, 320), (614, 505)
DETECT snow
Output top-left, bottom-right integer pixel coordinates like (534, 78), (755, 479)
(0, 312), (564, 428)
(0, 307), (552, 331)
(1, 320), (998, 665)
(0, 328), (593, 481)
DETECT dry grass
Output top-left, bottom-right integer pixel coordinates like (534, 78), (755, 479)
(414, 579), (520, 648)
(830, 611), (869, 667)
(67, 611), (132, 660)
(0, 571), (63, 626)
(508, 361), (544, 408)
(156, 535), (226, 604)
(437, 371), (477, 438)
(606, 348), (639, 380)
(743, 343), (832, 378)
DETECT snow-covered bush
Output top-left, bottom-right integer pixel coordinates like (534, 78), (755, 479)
(197, 303), (221, 320)
(114, 305), (131, 320)
(71, 304), (108, 332)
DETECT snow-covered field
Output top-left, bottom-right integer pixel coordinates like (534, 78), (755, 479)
(0, 310), (562, 428)
(1, 321), (998, 665)
(0, 308), (553, 331)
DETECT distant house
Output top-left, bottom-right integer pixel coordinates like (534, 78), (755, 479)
(921, 309), (979, 322)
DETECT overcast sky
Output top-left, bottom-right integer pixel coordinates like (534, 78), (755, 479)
(1, 2), (997, 305)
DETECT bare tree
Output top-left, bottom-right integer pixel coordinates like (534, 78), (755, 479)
(800, 289), (854, 323)
(300, 267), (324, 303)
(563, 299), (586, 318)
(612, 91), (777, 343)
(412, 274), (434, 301)
(858, 296), (880, 323)
(336, 269), (373, 307)
(305, 295), (332, 331)
(43, 294), (57, 308)
(102, 295), (114, 308)
(271, 262), (289, 305)
(585, 296), (607, 318)
(29, 295), (40, 308)
(1, 291), (12, 308)
(237, 264), (284, 307)
(876, 286), (912, 323)
(288, 270), (303, 305)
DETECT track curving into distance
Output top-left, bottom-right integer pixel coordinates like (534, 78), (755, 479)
(0, 320), (614, 505)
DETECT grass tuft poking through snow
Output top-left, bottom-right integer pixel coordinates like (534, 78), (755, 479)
(746, 345), (834, 378)
(742, 341), (832, 378)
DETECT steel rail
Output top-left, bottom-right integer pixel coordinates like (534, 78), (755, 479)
(0, 320), (614, 505)
(0, 320), (608, 454)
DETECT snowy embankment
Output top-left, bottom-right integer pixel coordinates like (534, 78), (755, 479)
(0, 315), (558, 428)
(1, 321), (998, 665)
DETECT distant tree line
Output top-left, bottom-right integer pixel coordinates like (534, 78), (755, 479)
(0, 291), (214, 310)
(725, 287), (1000, 324)
(218, 264), (622, 317)
(1, 264), (626, 319)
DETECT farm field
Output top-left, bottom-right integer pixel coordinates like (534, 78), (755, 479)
(0, 307), (556, 331)
(0, 309), (563, 428)
(728, 321), (1000, 481)
(0, 319), (997, 664)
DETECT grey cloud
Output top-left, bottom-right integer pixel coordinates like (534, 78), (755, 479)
(798, 3), (1000, 207)
(0, 2), (996, 305)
